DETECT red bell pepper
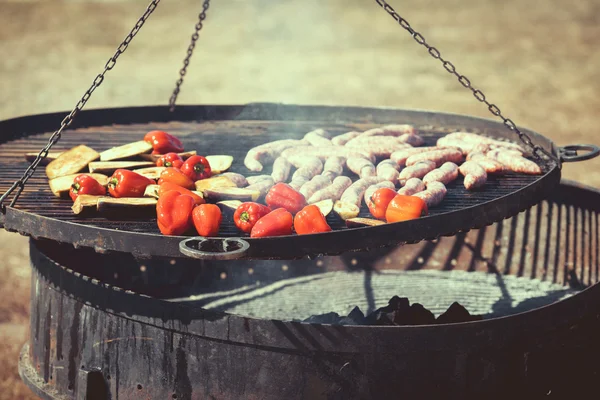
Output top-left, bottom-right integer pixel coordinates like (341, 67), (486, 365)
(157, 152), (184, 169)
(250, 208), (293, 238)
(192, 204), (222, 237)
(385, 194), (428, 223)
(69, 174), (106, 202)
(233, 202), (271, 233)
(181, 155), (212, 181)
(265, 183), (307, 214)
(156, 190), (195, 236)
(158, 167), (195, 190)
(144, 130), (184, 155)
(158, 182), (205, 205)
(293, 205), (332, 235)
(107, 169), (154, 198)
(367, 187), (398, 220)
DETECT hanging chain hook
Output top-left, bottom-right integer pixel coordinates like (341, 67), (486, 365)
(0, 0), (162, 213)
(169, 0), (211, 112)
(374, 0), (559, 165)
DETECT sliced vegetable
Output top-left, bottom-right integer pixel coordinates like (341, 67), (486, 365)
(144, 184), (160, 199)
(97, 197), (158, 213)
(216, 200), (243, 216)
(181, 155), (212, 181)
(345, 218), (386, 228)
(158, 182), (204, 205)
(48, 173), (108, 198)
(294, 205), (332, 235)
(203, 187), (261, 202)
(88, 161), (154, 175)
(107, 169), (154, 198)
(156, 153), (184, 169)
(206, 155), (233, 174)
(313, 199), (334, 217)
(367, 187), (398, 220)
(385, 194), (428, 223)
(71, 194), (103, 215)
(192, 204), (222, 237)
(158, 167), (195, 189)
(194, 176), (236, 193)
(132, 166), (167, 180)
(233, 202), (272, 233)
(333, 200), (360, 221)
(250, 208), (293, 238)
(46, 145), (99, 179)
(144, 130), (184, 155)
(156, 190), (195, 236)
(69, 174), (107, 202)
(140, 150), (197, 163)
(265, 183), (307, 214)
(25, 151), (64, 165)
(99, 140), (153, 161)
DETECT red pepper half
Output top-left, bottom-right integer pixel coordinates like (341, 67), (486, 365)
(69, 174), (106, 202)
(192, 204), (222, 237)
(367, 188), (398, 220)
(233, 202), (272, 233)
(265, 183), (307, 214)
(158, 167), (195, 190)
(158, 182), (205, 205)
(250, 208), (293, 238)
(107, 169), (154, 198)
(157, 152), (184, 169)
(144, 130), (184, 155)
(181, 155), (212, 181)
(294, 205), (332, 235)
(156, 190), (195, 236)
(385, 194), (428, 223)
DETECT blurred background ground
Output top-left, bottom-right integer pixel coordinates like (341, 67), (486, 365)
(1, 0), (599, 398)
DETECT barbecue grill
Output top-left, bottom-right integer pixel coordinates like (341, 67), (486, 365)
(4, 1), (600, 399)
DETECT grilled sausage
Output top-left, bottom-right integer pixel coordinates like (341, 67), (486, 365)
(304, 129), (333, 147)
(376, 160), (400, 183)
(390, 146), (439, 167)
(271, 157), (293, 183)
(331, 131), (361, 146)
(289, 176), (309, 191)
(398, 133), (425, 147)
(398, 160), (437, 186)
(486, 149), (542, 175)
(437, 136), (490, 155)
(406, 148), (463, 168)
(414, 181), (447, 207)
(340, 177), (381, 208)
(359, 124), (416, 137)
(282, 146), (375, 163)
(347, 157), (376, 178)
(443, 132), (524, 153)
(466, 152), (505, 174)
(459, 161), (487, 190)
(308, 176), (353, 204)
(244, 139), (306, 172)
(218, 172), (248, 187)
(398, 178), (426, 196)
(345, 136), (412, 158)
(291, 156), (324, 182)
(364, 181), (396, 205)
(246, 175), (272, 185)
(246, 176), (275, 198)
(423, 162), (459, 185)
(322, 156), (346, 180)
(300, 175), (332, 200)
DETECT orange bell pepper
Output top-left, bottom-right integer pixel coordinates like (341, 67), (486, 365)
(158, 182), (204, 205)
(192, 204), (222, 237)
(156, 190), (195, 236)
(294, 204), (332, 235)
(144, 130), (184, 155)
(233, 202), (272, 233)
(107, 169), (154, 198)
(367, 187), (398, 220)
(250, 208), (293, 238)
(158, 167), (195, 189)
(385, 194), (428, 223)
(156, 152), (184, 169)
(181, 155), (212, 181)
(265, 183), (307, 214)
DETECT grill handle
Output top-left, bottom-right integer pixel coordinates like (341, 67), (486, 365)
(559, 144), (600, 163)
(179, 237), (250, 260)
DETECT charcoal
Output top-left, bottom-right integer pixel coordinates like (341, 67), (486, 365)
(366, 296), (411, 326)
(436, 302), (482, 324)
(339, 306), (367, 325)
(303, 312), (344, 325)
(405, 303), (436, 325)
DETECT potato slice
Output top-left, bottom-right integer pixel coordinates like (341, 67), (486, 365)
(25, 151), (64, 165)
(333, 200), (360, 221)
(48, 173), (109, 198)
(96, 197), (157, 213)
(88, 161), (154, 175)
(132, 166), (166, 180)
(346, 218), (386, 228)
(144, 184), (160, 199)
(71, 194), (104, 215)
(206, 155), (233, 174)
(203, 188), (260, 202)
(313, 199), (334, 217)
(46, 145), (99, 179)
(195, 176), (237, 193)
(99, 140), (153, 161)
(140, 150), (197, 162)
(216, 200), (243, 215)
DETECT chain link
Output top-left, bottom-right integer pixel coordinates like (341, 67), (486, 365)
(0, 0), (161, 212)
(374, 0), (558, 164)
(168, 0), (211, 112)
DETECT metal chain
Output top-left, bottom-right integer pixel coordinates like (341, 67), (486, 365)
(0, 0), (161, 212)
(168, 0), (211, 112)
(374, 0), (558, 163)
